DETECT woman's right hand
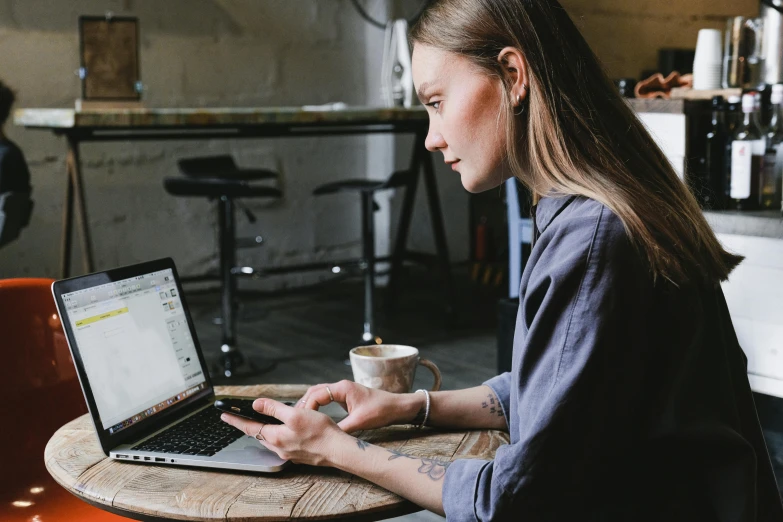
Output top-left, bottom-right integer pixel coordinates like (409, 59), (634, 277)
(296, 380), (419, 433)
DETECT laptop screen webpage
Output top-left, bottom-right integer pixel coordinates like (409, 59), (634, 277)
(60, 268), (207, 434)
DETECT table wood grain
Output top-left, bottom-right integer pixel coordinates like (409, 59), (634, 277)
(44, 385), (509, 521)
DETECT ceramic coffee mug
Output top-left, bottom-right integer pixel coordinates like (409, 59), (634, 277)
(349, 344), (442, 393)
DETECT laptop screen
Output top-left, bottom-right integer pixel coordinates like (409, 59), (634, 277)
(59, 267), (207, 435)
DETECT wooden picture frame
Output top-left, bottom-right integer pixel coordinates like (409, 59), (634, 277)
(79, 16), (140, 101)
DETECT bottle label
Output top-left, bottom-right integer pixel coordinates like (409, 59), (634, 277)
(731, 141), (752, 199)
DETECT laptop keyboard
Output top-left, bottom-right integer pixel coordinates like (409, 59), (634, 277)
(133, 405), (244, 457)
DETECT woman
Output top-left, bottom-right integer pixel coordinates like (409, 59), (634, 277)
(221, 1), (783, 519)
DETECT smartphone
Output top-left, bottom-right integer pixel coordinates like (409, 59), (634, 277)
(214, 398), (284, 425)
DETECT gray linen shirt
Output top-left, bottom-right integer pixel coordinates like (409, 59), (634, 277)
(443, 196), (783, 522)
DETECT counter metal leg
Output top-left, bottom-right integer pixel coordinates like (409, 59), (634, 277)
(386, 134), (454, 313)
(386, 137), (422, 309)
(421, 147), (456, 314)
(60, 155), (74, 279)
(61, 135), (94, 277)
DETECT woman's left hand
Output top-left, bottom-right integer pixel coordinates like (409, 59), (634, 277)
(220, 398), (348, 467)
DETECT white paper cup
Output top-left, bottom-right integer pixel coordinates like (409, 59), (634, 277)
(694, 28), (723, 64)
(693, 62), (723, 89)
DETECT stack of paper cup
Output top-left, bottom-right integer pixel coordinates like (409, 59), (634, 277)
(693, 29), (723, 90)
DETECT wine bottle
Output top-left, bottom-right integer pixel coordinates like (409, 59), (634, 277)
(725, 95), (742, 136)
(724, 95), (742, 204)
(753, 91), (768, 137)
(728, 93), (763, 210)
(761, 84), (783, 209)
(704, 96), (727, 209)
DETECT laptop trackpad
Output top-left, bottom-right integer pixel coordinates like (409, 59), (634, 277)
(217, 436), (288, 466)
(319, 401), (348, 423)
(278, 399), (348, 423)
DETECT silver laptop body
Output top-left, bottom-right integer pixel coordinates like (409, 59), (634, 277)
(52, 258), (292, 472)
(109, 395), (289, 472)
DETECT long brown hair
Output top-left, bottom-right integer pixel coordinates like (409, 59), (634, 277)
(410, 0), (742, 286)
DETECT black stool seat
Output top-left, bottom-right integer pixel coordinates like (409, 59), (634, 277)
(164, 154), (282, 379)
(178, 155), (278, 182)
(312, 170), (412, 196)
(164, 177), (282, 199)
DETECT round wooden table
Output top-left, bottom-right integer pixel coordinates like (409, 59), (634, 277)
(45, 385), (509, 521)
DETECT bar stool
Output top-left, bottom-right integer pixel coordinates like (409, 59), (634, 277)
(164, 155), (282, 378)
(312, 170), (412, 343)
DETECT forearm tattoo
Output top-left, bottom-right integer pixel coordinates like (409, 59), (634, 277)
(353, 439), (449, 480)
(482, 391), (504, 418)
(387, 449), (451, 480)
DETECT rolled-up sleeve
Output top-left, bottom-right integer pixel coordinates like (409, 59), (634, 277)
(483, 373), (511, 426)
(443, 202), (649, 521)
(443, 458), (491, 522)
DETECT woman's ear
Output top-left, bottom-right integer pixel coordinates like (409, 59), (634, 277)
(497, 47), (529, 106)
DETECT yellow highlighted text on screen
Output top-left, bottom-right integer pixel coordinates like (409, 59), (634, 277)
(75, 307), (129, 327)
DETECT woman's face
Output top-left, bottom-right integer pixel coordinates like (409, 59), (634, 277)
(412, 44), (510, 193)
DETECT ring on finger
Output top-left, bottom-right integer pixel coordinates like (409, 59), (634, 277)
(255, 424), (266, 441)
(325, 386), (334, 402)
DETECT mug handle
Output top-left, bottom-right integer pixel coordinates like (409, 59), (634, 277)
(418, 359), (442, 391)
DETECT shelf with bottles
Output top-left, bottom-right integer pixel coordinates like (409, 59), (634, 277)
(689, 85), (783, 214)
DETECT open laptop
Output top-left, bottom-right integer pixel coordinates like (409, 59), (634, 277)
(52, 258), (295, 472)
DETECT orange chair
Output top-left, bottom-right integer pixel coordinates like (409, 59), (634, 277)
(0, 278), (129, 521)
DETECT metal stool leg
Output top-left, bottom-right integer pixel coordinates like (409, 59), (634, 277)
(361, 192), (379, 344)
(217, 196), (240, 376)
(216, 196), (275, 378)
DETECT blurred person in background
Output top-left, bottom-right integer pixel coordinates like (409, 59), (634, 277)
(0, 79), (33, 248)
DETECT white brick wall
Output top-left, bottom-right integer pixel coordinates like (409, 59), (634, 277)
(0, 0), (469, 284)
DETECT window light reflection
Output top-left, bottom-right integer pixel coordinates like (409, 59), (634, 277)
(30, 487), (45, 494)
(11, 500), (34, 507)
